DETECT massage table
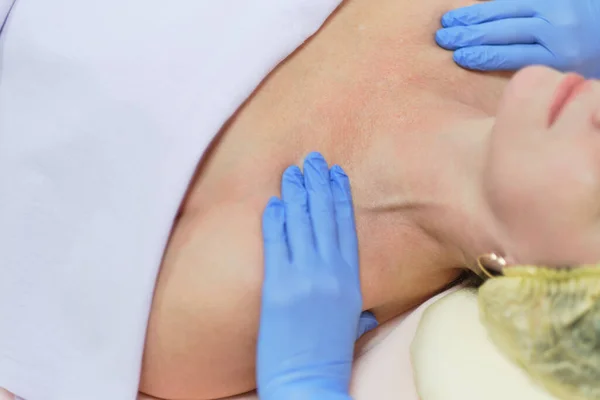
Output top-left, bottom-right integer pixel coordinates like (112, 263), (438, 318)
(3, 286), (564, 400)
(1, 288), (438, 400)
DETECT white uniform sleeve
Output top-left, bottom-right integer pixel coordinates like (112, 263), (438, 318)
(0, 1), (341, 399)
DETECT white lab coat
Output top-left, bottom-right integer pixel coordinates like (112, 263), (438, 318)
(0, 1), (342, 399)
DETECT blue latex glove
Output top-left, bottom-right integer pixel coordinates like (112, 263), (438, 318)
(435, 0), (600, 78)
(257, 152), (378, 400)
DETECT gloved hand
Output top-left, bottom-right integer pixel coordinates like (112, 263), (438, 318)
(435, 0), (600, 79)
(257, 152), (378, 400)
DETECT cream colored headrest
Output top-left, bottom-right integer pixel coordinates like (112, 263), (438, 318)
(411, 289), (559, 400)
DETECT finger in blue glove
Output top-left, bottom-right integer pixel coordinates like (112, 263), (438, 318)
(453, 44), (555, 71)
(357, 311), (379, 339)
(440, 1), (535, 28)
(437, 19), (540, 51)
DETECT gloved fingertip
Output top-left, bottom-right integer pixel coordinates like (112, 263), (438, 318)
(330, 165), (351, 201)
(440, 13), (455, 28)
(281, 165), (307, 204)
(284, 164), (302, 177)
(441, 11), (467, 28)
(454, 48), (480, 70)
(282, 165), (304, 186)
(305, 152), (329, 175)
(453, 48), (465, 63)
(330, 164), (348, 178)
(263, 197), (284, 229)
(265, 196), (283, 214)
(304, 152), (330, 191)
(262, 197), (285, 242)
(435, 29), (452, 49)
(306, 151), (326, 162)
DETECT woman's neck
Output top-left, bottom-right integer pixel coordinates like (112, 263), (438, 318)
(375, 114), (507, 274)
(329, 106), (507, 321)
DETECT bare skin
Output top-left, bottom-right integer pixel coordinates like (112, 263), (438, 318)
(141, 53), (600, 400)
(140, 0), (600, 395)
(139, 0), (512, 399)
(140, 0), (517, 398)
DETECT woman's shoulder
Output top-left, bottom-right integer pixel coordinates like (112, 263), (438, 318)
(0, 388), (15, 400)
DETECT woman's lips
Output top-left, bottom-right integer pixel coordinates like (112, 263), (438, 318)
(549, 73), (586, 125)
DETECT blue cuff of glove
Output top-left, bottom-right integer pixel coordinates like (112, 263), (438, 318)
(262, 386), (353, 400)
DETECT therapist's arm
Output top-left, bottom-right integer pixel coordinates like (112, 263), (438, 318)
(256, 152), (377, 400)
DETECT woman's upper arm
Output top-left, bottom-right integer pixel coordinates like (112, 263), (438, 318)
(140, 203), (265, 399)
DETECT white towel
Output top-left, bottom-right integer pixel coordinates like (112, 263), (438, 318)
(0, 1), (341, 399)
(0, 0), (14, 32)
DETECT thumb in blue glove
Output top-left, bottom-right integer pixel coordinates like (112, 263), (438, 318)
(435, 0), (600, 79)
(357, 311), (378, 339)
(257, 152), (376, 400)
